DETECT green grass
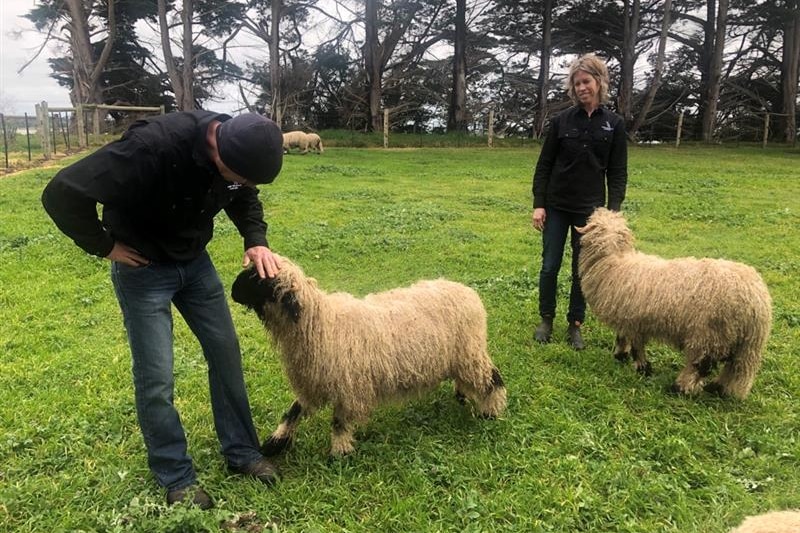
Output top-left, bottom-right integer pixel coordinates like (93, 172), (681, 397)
(1, 144), (799, 532)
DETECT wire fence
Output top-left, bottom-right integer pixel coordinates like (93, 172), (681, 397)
(2, 103), (796, 173)
(1, 102), (164, 173)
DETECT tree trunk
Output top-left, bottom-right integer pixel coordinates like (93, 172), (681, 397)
(365, 0), (383, 132)
(701, 0), (728, 142)
(780, 0), (800, 143)
(180, 0), (194, 110)
(271, 0), (282, 126)
(158, 0), (185, 109)
(630, 0), (672, 138)
(535, 0), (552, 138)
(447, 0), (467, 133)
(618, 0), (640, 125)
(64, 0), (116, 106)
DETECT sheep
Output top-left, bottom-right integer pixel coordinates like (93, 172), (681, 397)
(305, 132), (324, 154)
(575, 208), (772, 399)
(231, 257), (507, 456)
(282, 131), (324, 154)
(729, 510), (800, 533)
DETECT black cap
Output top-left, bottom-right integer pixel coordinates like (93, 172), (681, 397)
(216, 113), (283, 184)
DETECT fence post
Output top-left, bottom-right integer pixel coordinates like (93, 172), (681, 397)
(383, 108), (389, 149)
(93, 106), (101, 143)
(37, 101), (52, 159)
(488, 108), (494, 148)
(76, 104), (86, 148)
(762, 113), (769, 149)
(1, 114), (8, 170)
(675, 110), (684, 149)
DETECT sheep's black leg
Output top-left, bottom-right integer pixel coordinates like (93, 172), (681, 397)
(261, 400), (303, 457)
(613, 334), (631, 362)
(631, 343), (652, 376)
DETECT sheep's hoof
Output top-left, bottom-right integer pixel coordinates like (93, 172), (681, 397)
(634, 360), (653, 376)
(261, 436), (292, 457)
(668, 382), (684, 395)
(614, 351), (630, 362)
(704, 381), (725, 397)
(329, 446), (355, 458)
(455, 391), (467, 405)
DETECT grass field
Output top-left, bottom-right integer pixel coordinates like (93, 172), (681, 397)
(1, 143), (799, 532)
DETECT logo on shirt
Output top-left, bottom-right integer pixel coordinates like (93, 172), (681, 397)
(227, 183), (243, 191)
(602, 121), (613, 132)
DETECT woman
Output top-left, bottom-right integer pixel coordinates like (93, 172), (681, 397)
(531, 53), (628, 350)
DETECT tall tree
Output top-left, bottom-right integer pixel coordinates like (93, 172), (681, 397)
(28, 0), (117, 106)
(780, 0), (800, 143)
(630, 0), (673, 139)
(158, 0), (195, 110)
(536, 0), (553, 138)
(618, 0), (640, 125)
(701, 0), (729, 142)
(447, 0), (467, 132)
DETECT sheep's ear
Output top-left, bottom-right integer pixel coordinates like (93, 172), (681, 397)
(281, 292), (301, 322)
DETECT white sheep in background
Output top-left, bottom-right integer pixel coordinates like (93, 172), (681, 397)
(282, 131), (324, 154)
(232, 257), (507, 456)
(729, 510), (800, 533)
(576, 208), (772, 399)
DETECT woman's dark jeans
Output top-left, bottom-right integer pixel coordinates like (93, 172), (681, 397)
(111, 251), (263, 490)
(538, 208), (588, 325)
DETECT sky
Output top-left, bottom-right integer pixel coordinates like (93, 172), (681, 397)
(0, 0), (72, 115)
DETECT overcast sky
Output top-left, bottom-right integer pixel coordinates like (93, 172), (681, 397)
(1, 0), (72, 115)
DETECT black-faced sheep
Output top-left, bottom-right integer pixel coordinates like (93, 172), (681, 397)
(576, 208), (772, 399)
(728, 510), (800, 533)
(232, 257), (507, 456)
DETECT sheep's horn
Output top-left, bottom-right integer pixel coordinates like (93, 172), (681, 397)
(574, 224), (588, 234)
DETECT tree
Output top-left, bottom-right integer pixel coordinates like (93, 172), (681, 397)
(24, 0), (117, 106)
(618, 0), (640, 125)
(447, 0), (467, 132)
(701, 0), (729, 142)
(629, 0), (674, 139)
(780, 0), (800, 143)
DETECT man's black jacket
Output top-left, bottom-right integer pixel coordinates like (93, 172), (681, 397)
(42, 111), (269, 263)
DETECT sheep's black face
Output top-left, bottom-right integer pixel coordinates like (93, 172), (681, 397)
(231, 268), (301, 323)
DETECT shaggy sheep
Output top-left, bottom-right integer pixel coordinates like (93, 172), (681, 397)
(282, 131), (324, 154)
(729, 510), (800, 533)
(231, 257), (507, 456)
(576, 208), (772, 399)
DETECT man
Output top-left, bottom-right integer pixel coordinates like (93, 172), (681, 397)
(42, 111), (284, 509)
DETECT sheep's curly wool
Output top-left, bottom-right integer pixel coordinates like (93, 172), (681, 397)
(577, 208), (772, 399)
(232, 257), (506, 456)
(728, 510), (800, 533)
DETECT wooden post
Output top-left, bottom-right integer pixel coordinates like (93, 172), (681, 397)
(488, 108), (494, 148)
(76, 104), (86, 148)
(383, 108), (389, 148)
(159, 105), (165, 115)
(675, 110), (684, 149)
(93, 106), (101, 143)
(38, 101), (52, 159)
(762, 113), (769, 149)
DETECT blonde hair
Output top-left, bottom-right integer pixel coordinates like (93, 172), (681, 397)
(565, 53), (610, 105)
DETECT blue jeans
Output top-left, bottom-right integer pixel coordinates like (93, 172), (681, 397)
(111, 251), (262, 490)
(538, 208), (588, 325)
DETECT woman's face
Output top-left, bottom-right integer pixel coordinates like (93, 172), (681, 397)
(573, 70), (600, 108)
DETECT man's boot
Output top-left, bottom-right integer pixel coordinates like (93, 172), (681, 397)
(567, 321), (584, 351)
(534, 316), (554, 343)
